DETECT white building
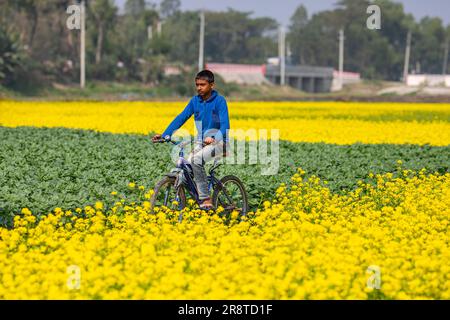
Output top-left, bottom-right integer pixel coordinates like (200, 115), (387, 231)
(406, 74), (450, 87)
(331, 71), (361, 92)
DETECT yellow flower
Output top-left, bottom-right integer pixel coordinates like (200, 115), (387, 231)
(21, 208), (32, 216)
(1, 101), (449, 145)
(216, 206), (225, 214)
(94, 202), (103, 210)
(144, 190), (154, 199)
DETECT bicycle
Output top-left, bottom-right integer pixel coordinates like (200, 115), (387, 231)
(150, 137), (249, 221)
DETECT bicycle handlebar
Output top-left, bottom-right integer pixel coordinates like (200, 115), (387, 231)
(153, 137), (194, 147)
(153, 137), (177, 145)
(153, 136), (209, 148)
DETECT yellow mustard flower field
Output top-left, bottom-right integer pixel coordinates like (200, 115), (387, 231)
(1, 101), (449, 145)
(0, 101), (449, 299)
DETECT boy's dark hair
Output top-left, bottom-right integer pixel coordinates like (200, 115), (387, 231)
(195, 70), (215, 83)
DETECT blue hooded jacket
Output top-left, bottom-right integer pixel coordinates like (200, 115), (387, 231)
(162, 90), (230, 143)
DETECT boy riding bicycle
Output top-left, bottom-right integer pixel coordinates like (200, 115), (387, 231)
(151, 70), (230, 210)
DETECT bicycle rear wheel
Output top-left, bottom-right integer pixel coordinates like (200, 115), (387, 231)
(212, 175), (249, 216)
(150, 176), (186, 213)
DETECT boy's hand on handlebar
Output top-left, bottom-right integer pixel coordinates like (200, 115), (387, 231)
(204, 137), (215, 145)
(151, 134), (162, 143)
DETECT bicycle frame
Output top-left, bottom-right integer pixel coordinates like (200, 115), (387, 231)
(167, 141), (222, 205)
(156, 137), (235, 217)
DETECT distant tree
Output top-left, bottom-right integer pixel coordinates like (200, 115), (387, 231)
(413, 17), (447, 74)
(290, 10), (341, 67)
(288, 5), (309, 64)
(162, 11), (200, 65)
(88, 0), (117, 65)
(114, 0), (160, 81)
(125, 0), (147, 16)
(0, 26), (21, 85)
(6, 0), (39, 47)
(286, 0), (439, 80)
(160, 0), (181, 19)
(369, 0), (412, 78)
(121, 0), (159, 58)
(204, 9), (278, 64)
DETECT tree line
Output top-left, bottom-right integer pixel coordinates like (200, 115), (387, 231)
(0, 0), (449, 92)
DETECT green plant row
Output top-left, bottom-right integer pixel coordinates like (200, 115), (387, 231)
(0, 126), (448, 227)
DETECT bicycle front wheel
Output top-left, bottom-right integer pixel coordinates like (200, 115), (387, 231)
(150, 176), (186, 213)
(212, 175), (249, 216)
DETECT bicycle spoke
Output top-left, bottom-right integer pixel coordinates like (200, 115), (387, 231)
(217, 180), (247, 214)
(163, 185), (171, 206)
(219, 184), (235, 205)
(217, 195), (227, 207)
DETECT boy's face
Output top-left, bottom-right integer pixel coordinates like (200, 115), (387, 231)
(195, 78), (214, 98)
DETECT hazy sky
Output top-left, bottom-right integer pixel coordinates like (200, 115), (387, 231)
(115, 0), (450, 26)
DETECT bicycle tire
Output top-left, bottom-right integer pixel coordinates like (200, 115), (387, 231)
(212, 175), (249, 216)
(150, 176), (186, 213)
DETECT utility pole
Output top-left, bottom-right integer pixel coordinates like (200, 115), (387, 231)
(403, 31), (412, 83)
(338, 29), (345, 91)
(443, 39), (449, 75)
(286, 41), (292, 65)
(80, 0), (86, 89)
(147, 25), (153, 40)
(278, 26), (286, 86)
(198, 10), (205, 71)
(157, 20), (162, 36)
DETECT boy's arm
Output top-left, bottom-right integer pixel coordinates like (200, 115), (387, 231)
(161, 99), (194, 138)
(217, 98), (230, 143)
